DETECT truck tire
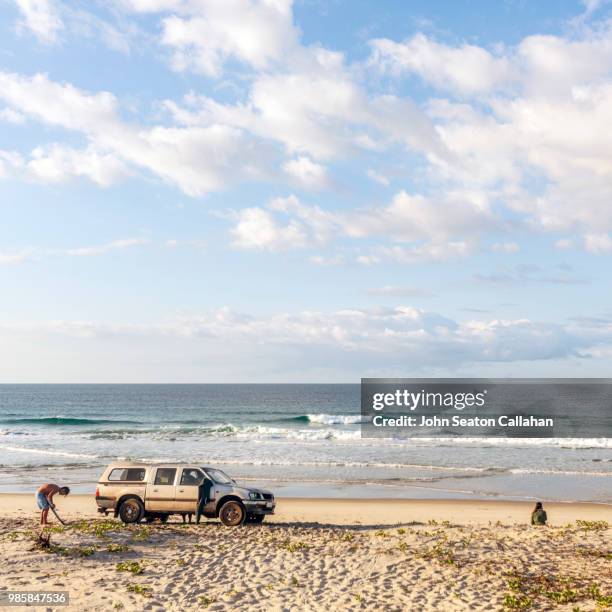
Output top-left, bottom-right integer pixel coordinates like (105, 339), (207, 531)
(219, 500), (246, 526)
(246, 514), (265, 524)
(118, 498), (144, 524)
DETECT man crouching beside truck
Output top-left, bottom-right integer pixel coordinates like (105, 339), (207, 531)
(36, 484), (70, 525)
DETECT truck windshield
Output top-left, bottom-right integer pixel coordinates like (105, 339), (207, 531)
(203, 468), (235, 484)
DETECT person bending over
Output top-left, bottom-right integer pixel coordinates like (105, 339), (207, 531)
(531, 501), (547, 526)
(36, 483), (70, 525)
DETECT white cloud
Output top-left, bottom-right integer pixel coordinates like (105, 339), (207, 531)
(14, 0), (64, 43)
(230, 207), (307, 251)
(366, 169), (389, 186)
(122, 0), (298, 76)
(369, 34), (514, 95)
(367, 286), (435, 298)
(309, 254), (345, 266)
(475, 264), (587, 285)
(0, 108), (26, 124)
(517, 32), (612, 96)
(584, 233), (612, 253)
(66, 7), (139, 55)
(1, 307), (609, 380)
(491, 242), (519, 253)
(163, 239), (206, 249)
(229, 191), (495, 259)
(366, 25), (612, 245)
(0, 239), (149, 265)
(369, 28), (612, 98)
(341, 190), (495, 242)
(283, 156), (328, 190)
(27, 145), (130, 187)
(0, 71), (274, 196)
(135, 124), (269, 196)
(0, 150), (24, 178)
(123, 0), (182, 10)
(2, 5), (612, 257)
(165, 63), (445, 163)
(581, 0), (606, 14)
(555, 239), (575, 250)
(487, 81), (612, 234)
(0, 142), (129, 188)
(0, 249), (35, 265)
(355, 254), (380, 266)
(0, 71), (118, 133)
(60, 238), (149, 256)
(366, 241), (471, 264)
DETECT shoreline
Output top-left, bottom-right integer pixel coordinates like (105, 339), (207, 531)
(2, 467), (610, 503)
(2, 493), (610, 525)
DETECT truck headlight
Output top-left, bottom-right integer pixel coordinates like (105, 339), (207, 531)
(249, 492), (262, 500)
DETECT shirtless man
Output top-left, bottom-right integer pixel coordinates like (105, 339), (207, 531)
(36, 483), (70, 525)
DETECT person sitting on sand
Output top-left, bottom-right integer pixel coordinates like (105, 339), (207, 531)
(531, 501), (547, 526)
(36, 483), (70, 526)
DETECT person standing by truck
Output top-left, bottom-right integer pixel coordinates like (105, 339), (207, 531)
(36, 483), (70, 525)
(195, 477), (213, 524)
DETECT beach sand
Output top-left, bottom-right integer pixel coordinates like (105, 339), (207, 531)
(0, 494), (610, 610)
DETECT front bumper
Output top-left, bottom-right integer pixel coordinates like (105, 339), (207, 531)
(244, 500), (276, 515)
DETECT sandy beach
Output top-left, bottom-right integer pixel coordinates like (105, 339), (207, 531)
(1, 493), (611, 525)
(1, 494), (610, 610)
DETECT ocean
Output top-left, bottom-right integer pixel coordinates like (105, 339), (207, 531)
(0, 384), (610, 503)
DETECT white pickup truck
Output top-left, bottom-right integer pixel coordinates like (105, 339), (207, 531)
(95, 462), (275, 526)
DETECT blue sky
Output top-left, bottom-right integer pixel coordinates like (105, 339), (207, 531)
(0, 0), (611, 382)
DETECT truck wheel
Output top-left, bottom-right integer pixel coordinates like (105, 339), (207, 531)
(219, 501), (246, 526)
(119, 498), (144, 524)
(246, 514), (265, 524)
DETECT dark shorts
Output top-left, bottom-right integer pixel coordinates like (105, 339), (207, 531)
(36, 492), (50, 510)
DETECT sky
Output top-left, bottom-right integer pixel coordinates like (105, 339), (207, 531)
(0, 0), (612, 382)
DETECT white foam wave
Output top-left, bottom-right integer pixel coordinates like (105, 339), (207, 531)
(371, 437), (612, 449)
(86, 423), (363, 442)
(77, 420), (612, 449)
(508, 468), (612, 477)
(235, 426), (361, 441)
(306, 414), (364, 425)
(203, 458), (493, 472)
(0, 444), (100, 460)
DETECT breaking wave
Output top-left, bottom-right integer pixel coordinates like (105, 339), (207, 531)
(289, 414), (364, 425)
(0, 417), (139, 426)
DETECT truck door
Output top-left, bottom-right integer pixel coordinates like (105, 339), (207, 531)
(175, 468), (204, 512)
(146, 467), (177, 511)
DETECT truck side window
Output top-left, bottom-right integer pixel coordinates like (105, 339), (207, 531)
(125, 468), (146, 481)
(108, 468), (145, 481)
(180, 469), (204, 486)
(154, 468), (177, 485)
